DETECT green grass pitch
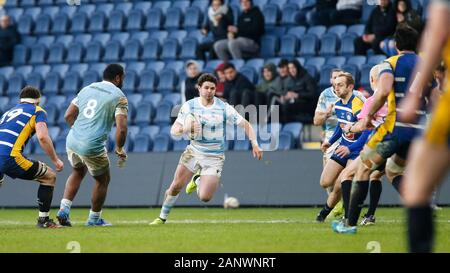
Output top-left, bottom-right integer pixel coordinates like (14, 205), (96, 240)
(0, 207), (449, 253)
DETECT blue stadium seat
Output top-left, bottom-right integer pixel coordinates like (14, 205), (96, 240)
(137, 69), (158, 93)
(160, 38), (179, 60)
(37, 36), (56, 48)
(340, 33), (357, 56)
(346, 55), (367, 69)
(26, 72), (43, 90)
(42, 6), (59, 19)
(260, 35), (279, 58)
(361, 4), (376, 23)
(78, 4), (96, 17)
(0, 76), (7, 96)
(298, 33), (318, 56)
(179, 38), (198, 60)
(281, 122), (303, 147)
(123, 70), (139, 94)
(17, 15), (33, 35)
(145, 8), (164, 30)
(24, 7), (41, 21)
(0, 67), (14, 79)
(162, 93), (181, 107)
(93, 33), (111, 47)
(88, 11), (106, 33)
(127, 62), (146, 74)
(233, 140), (251, 151)
(142, 38), (161, 61)
(42, 72), (60, 95)
(29, 44), (47, 65)
(122, 40), (141, 62)
(55, 35), (73, 47)
(305, 57), (325, 71)
(263, 4), (280, 27)
(66, 42), (84, 63)
(171, 0), (190, 9)
(61, 71), (80, 95)
(43, 104), (58, 126)
(319, 33), (339, 57)
(184, 6), (203, 30)
(134, 102), (154, 126)
(74, 34), (93, 47)
(281, 3), (298, 26)
(360, 63), (373, 89)
(169, 30), (187, 44)
(304, 65), (318, 81)
(51, 13), (69, 35)
(127, 94), (144, 108)
(153, 102), (173, 126)
(319, 64), (338, 90)
(278, 131), (295, 150)
(69, 64), (89, 76)
(34, 14), (52, 35)
(157, 69), (178, 94)
(32, 65), (51, 78)
(133, 2), (152, 14)
(95, 3), (114, 17)
(47, 43), (65, 64)
(126, 10), (145, 31)
(0, 96), (10, 112)
(115, 2), (134, 16)
(367, 54), (387, 65)
(150, 31), (169, 44)
(173, 139), (189, 151)
(341, 64), (360, 84)
(89, 63), (107, 77)
(50, 64), (69, 78)
(84, 41), (103, 63)
(307, 25), (327, 38)
(12, 45), (28, 66)
(55, 137), (67, 154)
(152, 1), (171, 13)
(130, 32), (149, 44)
(239, 66), (258, 85)
(246, 58), (265, 70)
(327, 25), (347, 38)
(82, 70), (100, 87)
(187, 29), (208, 43)
(111, 32), (130, 47)
(192, 0), (209, 11)
(15, 66), (33, 78)
(103, 40), (122, 62)
(165, 61), (184, 74)
(265, 26), (286, 37)
(7, 74), (25, 96)
(326, 56), (346, 67)
(152, 133), (172, 152)
(59, 4), (77, 18)
(70, 12), (88, 33)
(132, 134), (152, 153)
(143, 93), (163, 108)
(7, 8), (24, 24)
(229, 59), (245, 71)
(279, 34), (298, 58)
(107, 10), (125, 32)
(347, 24), (365, 36)
(21, 37), (37, 48)
(164, 7), (183, 30)
(47, 95), (66, 108)
(140, 125), (160, 140)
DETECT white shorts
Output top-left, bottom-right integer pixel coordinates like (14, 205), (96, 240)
(67, 148), (110, 177)
(324, 141), (340, 161)
(179, 145), (225, 177)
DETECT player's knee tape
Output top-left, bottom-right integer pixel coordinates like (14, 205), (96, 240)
(386, 158), (405, 176)
(360, 150), (381, 172)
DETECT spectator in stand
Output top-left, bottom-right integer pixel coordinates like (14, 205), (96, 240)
(281, 59), (318, 123)
(0, 15), (20, 67)
(223, 62), (255, 107)
(434, 61), (447, 93)
(306, 0), (337, 26)
(354, 0), (397, 55)
(330, 0), (363, 25)
(380, 0), (423, 57)
(214, 0), (265, 61)
(214, 63), (227, 100)
(255, 63), (278, 107)
(181, 60), (201, 103)
(196, 0), (234, 61)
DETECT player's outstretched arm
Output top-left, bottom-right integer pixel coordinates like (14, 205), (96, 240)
(35, 122), (63, 172)
(115, 113), (128, 159)
(64, 103), (79, 127)
(364, 72), (394, 129)
(239, 119), (263, 160)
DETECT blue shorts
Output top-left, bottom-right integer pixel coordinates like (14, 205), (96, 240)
(330, 147), (359, 168)
(0, 155), (45, 180)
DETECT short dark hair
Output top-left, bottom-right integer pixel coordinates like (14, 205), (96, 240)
(19, 86), (41, 99)
(278, 58), (289, 68)
(222, 62), (235, 71)
(394, 24), (419, 52)
(197, 73), (218, 87)
(103, 64), (124, 81)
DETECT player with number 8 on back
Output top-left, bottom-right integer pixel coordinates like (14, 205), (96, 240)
(56, 64), (129, 227)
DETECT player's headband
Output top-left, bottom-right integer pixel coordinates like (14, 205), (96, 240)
(20, 98), (40, 104)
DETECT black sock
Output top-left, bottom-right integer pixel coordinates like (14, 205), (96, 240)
(341, 180), (352, 219)
(408, 205), (433, 253)
(37, 185), (54, 214)
(319, 203), (333, 218)
(348, 181), (369, 226)
(366, 180), (382, 216)
(392, 175), (403, 195)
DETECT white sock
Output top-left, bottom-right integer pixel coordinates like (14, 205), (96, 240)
(89, 210), (102, 220)
(195, 177), (201, 196)
(326, 187), (332, 195)
(159, 194), (179, 220)
(60, 198), (72, 210)
(39, 211), (49, 218)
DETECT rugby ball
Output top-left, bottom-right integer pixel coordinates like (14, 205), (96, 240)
(224, 196), (240, 209)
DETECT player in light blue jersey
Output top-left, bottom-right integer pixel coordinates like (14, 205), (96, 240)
(150, 73), (263, 225)
(56, 64), (128, 227)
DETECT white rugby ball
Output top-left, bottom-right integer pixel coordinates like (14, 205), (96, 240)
(184, 113), (200, 140)
(224, 197), (240, 209)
